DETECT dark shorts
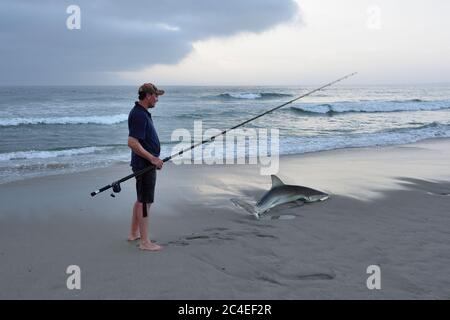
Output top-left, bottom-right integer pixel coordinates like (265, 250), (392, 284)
(133, 167), (157, 203)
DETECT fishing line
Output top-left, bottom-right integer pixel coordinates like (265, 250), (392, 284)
(91, 72), (357, 197)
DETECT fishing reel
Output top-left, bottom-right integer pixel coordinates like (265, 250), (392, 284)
(110, 181), (122, 198)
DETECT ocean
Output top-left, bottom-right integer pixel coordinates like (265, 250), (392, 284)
(1, 85), (450, 184)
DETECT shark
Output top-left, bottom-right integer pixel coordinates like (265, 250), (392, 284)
(252, 175), (329, 218)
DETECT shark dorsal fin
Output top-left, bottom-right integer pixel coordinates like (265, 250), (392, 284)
(271, 175), (285, 188)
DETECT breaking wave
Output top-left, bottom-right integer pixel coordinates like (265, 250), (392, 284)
(290, 100), (450, 115)
(0, 114), (128, 126)
(0, 146), (122, 161)
(213, 92), (292, 100)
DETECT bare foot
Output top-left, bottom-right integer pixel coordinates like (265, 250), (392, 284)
(127, 234), (140, 241)
(139, 241), (162, 251)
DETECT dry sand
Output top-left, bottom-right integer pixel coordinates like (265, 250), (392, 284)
(1, 138), (450, 299)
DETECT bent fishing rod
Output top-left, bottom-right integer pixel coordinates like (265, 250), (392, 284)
(91, 72), (357, 198)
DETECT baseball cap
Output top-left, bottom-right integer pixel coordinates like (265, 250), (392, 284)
(138, 83), (165, 96)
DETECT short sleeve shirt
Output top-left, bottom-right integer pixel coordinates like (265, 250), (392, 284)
(128, 102), (161, 169)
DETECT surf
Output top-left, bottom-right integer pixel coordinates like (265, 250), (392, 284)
(289, 99), (450, 116)
(211, 92), (293, 100)
(0, 114), (128, 127)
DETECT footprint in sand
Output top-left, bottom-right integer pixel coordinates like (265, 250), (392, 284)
(167, 240), (189, 246)
(295, 273), (335, 280)
(255, 275), (281, 285)
(166, 228), (278, 246)
(203, 227), (229, 232)
(185, 235), (210, 240)
(254, 233), (278, 239)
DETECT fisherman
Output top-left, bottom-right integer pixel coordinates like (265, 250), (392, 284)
(127, 83), (165, 251)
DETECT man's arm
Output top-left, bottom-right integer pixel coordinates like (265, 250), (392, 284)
(128, 136), (163, 169)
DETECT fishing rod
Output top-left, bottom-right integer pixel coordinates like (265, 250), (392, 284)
(91, 72), (357, 198)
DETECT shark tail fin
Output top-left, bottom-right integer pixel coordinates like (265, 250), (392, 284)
(230, 198), (261, 220)
(230, 198), (257, 215)
(271, 175), (285, 188)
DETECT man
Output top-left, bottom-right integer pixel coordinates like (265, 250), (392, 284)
(127, 83), (165, 251)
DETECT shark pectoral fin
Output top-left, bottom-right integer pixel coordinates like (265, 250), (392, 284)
(271, 175), (285, 188)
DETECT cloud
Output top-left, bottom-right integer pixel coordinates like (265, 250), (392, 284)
(0, 0), (299, 84)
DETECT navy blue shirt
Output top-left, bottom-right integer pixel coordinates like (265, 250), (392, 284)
(128, 102), (161, 169)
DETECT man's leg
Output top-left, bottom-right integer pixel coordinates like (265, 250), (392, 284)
(127, 201), (140, 241)
(138, 202), (162, 251)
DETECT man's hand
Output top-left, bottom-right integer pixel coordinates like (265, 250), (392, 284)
(128, 137), (163, 170)
(150, 156), (163, 170)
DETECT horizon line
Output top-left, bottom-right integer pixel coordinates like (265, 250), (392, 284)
(1, 82), (450, 87)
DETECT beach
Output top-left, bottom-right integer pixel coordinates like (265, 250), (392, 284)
(1, 138), (449, 299)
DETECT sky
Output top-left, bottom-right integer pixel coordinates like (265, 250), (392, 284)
(1, 0), (449, 85)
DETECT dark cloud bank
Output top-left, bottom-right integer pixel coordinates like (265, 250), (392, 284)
(0, 0), (299, 84)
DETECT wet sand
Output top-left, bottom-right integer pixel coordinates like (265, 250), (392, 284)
(1, 138), (450, 299)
